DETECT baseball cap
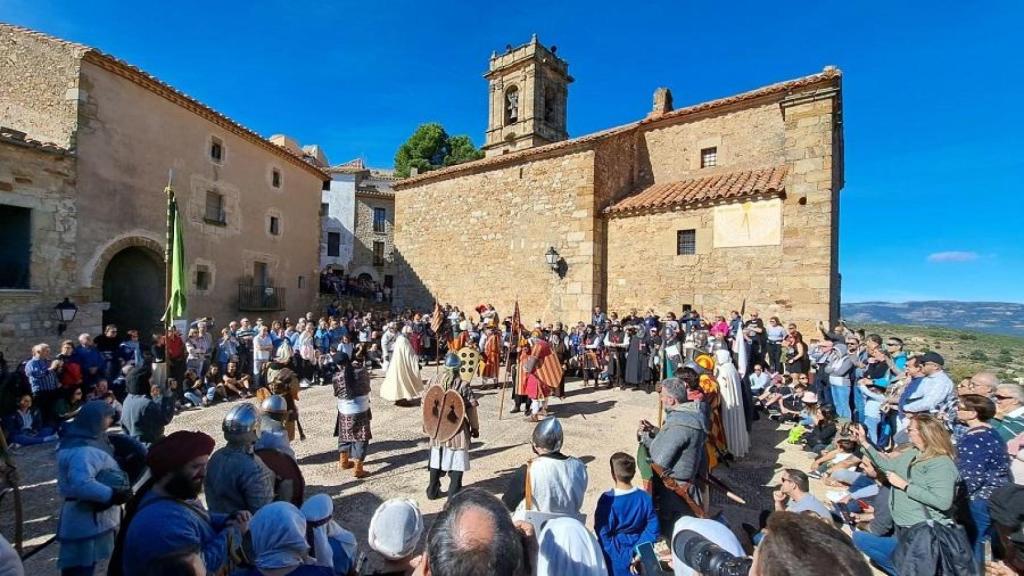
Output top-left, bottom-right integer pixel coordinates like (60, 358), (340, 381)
(920, 351), (944, 366)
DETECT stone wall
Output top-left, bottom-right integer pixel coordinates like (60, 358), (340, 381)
(0, 27), (83, 148)
(0, 139), (96, 360)
(394, 150), (599, 323)
(350, 194), (395, 285)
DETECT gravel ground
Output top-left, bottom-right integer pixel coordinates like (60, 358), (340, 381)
(6, 365), (810, 574)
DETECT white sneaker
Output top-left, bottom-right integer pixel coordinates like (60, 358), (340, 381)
(299, 379), (311, 389)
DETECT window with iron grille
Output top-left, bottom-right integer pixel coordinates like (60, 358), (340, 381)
(327, 232), (340, 257)
(210, 137), (224, 163)
(373, 241), (385, 266)
(373, 207), (386, 233)
(204, 190), (225, 224)
(269, 216), (280, 236)
(700, 147), (717, 168)
(677, 229), (696, 255)
(0, 204), (31, 289)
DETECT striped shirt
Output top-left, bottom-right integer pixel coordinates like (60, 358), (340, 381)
(25, 358), (59, 394)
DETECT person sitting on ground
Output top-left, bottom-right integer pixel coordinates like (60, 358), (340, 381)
(772, 384), (811, 423)
(223, 359), (253, 398)
(773, 469), (832, 520)
(755, 374), (791, 411)
(750, 511), (871, 576)
(593, 452), (660, 576)
(233, 501), (332, 576)
(748, 363), (771, 394)
(366, 499), (424, 575)
(801, 406), (838, 454)
(301, 494), (359, 576)
(3, 394), (58, 447)
(414, 488), (530, 576)
(809, 438), (861, 481)
(54, 385), (85, 422)
(181, 369), (207, 407)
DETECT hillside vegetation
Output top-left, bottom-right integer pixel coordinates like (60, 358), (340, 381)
(853, 323), (1024, 384)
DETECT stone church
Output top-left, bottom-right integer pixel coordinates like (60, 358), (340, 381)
(393, 35), (844, 327)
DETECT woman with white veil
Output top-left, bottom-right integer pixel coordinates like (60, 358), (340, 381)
(380, 326), (423, 405)
(536, 516), (607, 576)
(714, 349), (750, 458)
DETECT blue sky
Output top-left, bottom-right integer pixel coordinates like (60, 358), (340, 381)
(4, 0), (1021, 303)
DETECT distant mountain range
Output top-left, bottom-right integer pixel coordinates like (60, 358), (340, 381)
(841, 301), (1024, 338)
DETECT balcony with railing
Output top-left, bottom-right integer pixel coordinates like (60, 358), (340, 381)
(238, 283), (287, 311)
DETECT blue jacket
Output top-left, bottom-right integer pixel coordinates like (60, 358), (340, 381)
(122, 491), (237, 574)
(56, 445), (121, 540)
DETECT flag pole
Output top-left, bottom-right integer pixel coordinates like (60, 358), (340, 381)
(164, 169), (174, 332)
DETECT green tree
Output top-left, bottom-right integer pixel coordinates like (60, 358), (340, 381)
(394, 123), (483, 178)
(444, 134), (485, 166)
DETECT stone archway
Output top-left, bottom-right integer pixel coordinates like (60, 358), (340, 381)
(101, 245), (165, 339)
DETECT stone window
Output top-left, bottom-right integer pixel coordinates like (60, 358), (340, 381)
(544, 87), (557, 125)
(373, 207), (386, 233)
(297, 275), (305, 289)
(204, 190), (226, 225)
(269, 216), (280, 236)
(504, 86), (519, 125)
(210, 136), (224, 164)
(272, 168), (282, 188)
(327, 232), (341, 257)
(320, 202), (329, 217)
(0, 204), (31, 289)
(676, 229), (696, 255)
(373, 241), (385, 266)
(700, 147), (717, 168)
(195, 264), (211, 290)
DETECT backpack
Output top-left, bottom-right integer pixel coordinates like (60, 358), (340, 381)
(787, 425), (807, 444)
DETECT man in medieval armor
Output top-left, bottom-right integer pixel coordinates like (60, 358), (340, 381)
(501, 417), (588, 523)
(424, 353), (480, 501)
(204, 403), (275, 515)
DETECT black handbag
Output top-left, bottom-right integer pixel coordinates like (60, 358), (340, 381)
(892, 459), (978, 576)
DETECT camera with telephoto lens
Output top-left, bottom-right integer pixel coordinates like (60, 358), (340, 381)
(673, 530), (752, 576)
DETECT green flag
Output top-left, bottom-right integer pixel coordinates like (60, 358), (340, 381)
(162, 193), (186, 322)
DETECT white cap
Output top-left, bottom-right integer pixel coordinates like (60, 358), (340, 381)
(368, 499), (423, 560)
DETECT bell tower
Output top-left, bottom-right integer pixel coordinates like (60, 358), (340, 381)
(483, 34), (573, 157)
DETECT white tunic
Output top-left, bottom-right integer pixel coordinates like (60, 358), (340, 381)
(516, 455), (588, 520)
(379, 335), (423, 402)
(714, 352), (750, 459)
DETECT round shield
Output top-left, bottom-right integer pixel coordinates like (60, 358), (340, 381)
(457, 347), (481, 382)
(423, 385), (466, 442)
(256, 448), (306, 507)
(423, 385), (447, 439)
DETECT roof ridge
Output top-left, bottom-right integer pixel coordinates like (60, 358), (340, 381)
(604, 165), (787, 217)
(394, 68), (838, 189)
(0, 23), (327, 180)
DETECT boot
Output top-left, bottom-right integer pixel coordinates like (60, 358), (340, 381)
(352, 460), (368, 479)
(426, 468), (443, 500)
(339, 452), (354, 470)
(447, 471), (463, 501)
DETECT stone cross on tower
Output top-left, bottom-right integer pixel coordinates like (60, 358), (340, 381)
(483, 35), (573, 157)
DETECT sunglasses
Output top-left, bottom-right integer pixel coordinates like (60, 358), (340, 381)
(994, 395), (1013, 401)
(886, 342), (900, 346)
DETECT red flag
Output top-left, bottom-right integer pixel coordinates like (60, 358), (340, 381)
(430, 301), (444, 335)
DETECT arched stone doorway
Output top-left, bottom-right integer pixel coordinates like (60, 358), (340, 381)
(102, 246), (165, 339)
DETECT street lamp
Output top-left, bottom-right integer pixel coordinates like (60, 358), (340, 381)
(54, 297), (78, 335)
(545, 246), (559, 272)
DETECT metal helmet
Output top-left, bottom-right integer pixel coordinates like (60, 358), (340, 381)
(681, 360), (705, 376)
(532, 417), (564, 453)
(261, 394), (288, 415)
(223, 403), (260, 445)
(444, 353), (460, 369)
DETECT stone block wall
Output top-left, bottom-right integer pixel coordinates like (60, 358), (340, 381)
(349, 194), (395, 284)
(0, 26), (83, 148)
(394, 150), (599, 323)
(0, 140), (96, 361)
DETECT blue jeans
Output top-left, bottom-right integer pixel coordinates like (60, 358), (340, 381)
(863, 415), (881, 445)
(853, 530), (898, 575)
(967, 498), (991, 566)
(12, 426), (55, 446)
(831, 384), (852, 420)
(853, 385), (865, 423)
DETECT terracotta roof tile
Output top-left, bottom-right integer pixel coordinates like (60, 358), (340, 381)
(604, 165), (787, 216)
(0, 23), (327, 180)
